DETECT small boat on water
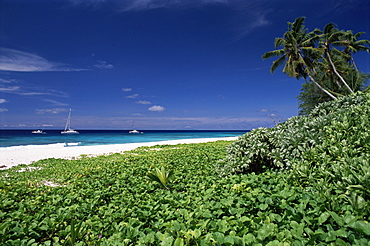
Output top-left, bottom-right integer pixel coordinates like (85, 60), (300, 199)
(128, 119), (143, 134)
(61, 108), (79, 135)
(129, 129), (140, 134)
(32, 129), (46, 134)
(61, 129), (79, 135)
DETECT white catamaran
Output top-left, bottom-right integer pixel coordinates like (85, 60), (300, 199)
(32, 129), (46, 134)
(129, 119), (143, 134)
(61, 108), (79, 134)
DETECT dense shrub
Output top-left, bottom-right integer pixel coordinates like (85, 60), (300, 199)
(217, 91), (370, 176)
(217, 91), (370, 221)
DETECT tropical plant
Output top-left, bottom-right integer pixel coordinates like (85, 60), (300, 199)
(218, 91), (370, 177)
(319, 22), (354, 93)
(262, 17), (337, 100)
(147, 166), (174, 189)
(63, 219), (88, 246)
(263, 17), (370, 114)
(217, 92), (370, 242)
(336, 30), (370, 71)
(298, 68), (368, 114)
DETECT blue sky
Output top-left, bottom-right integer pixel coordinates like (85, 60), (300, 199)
(0, 0), (369, 130)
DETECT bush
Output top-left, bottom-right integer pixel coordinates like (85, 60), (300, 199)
(217, 91), (370, 220)
(217, 91), (370, 177)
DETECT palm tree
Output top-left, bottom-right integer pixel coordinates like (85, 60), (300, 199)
(335, 30), (370, 71)
(319, 23), (354, 93)
(262, 17), (337, 99)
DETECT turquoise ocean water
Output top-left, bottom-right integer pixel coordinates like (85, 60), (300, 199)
(0, 130), (247, 149)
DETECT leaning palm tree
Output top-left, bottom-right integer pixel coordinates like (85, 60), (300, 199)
(262, 17), (337, 99)
(319, 23), (354, 93)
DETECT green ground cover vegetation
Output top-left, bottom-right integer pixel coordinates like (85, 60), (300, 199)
(1, 92), (369, 245)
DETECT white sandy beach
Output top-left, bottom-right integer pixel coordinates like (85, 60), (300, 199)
(0, 137), (238, 169)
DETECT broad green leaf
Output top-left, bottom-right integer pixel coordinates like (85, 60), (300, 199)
(349, 221), (370, 235)
(173, 238), (184, 246)
(243, 233), (256, 244)
(257, 223), (276, 241)
(290, 221), (304, 239)
(328, 211), (343, 227)
(333, 229), (348, 238)
(259, 203), (269, 210)
(224, 235), (235, 245)
(318, 212), (330, 224)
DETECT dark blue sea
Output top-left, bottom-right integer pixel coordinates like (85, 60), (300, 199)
(0, 130), (247, 149)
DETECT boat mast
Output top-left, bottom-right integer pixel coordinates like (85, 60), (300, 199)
(65, 108), (72, 131)
(131, 118), (136, 130)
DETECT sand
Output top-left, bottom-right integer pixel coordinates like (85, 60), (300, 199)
(0, 137), (238, 169)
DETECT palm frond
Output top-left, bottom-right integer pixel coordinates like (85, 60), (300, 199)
(274, 37), (286, 48)
(323, 23), (337, 35)
(292, 17), (306, 35)
(262, 49), (284, 59)
(270, 55), (286, 74)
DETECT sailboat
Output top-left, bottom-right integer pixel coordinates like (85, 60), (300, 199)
(32, 129), (46, 134)
(61, 108), (79, 134)
(129, 119), (143, 134)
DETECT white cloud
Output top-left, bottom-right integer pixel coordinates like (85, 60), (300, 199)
(0, 99), (8, 103)
(43, 99), (69, 106)
(227, 2), (272, 43)
(0, 48), (84, 72)
(122, 88), (132, 92)
(126, 94), (139, 98)
(148, 105), (166, 112)
(19, 92), (49, 96)
(260, 109), (279, 118)
(94, 60), (114, 69)
(0, 108), (8, 112)
(14, 124), (26, 127)
(0, 83), (68, 97)
(41, 124), (54, 127)
(0, 78), (18, 83)
(0, 86), (20, 92)
(35, 108), (69, 114)
(136, 100), (151, 104)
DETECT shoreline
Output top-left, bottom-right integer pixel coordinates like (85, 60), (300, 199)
(0, 137), (238, 169)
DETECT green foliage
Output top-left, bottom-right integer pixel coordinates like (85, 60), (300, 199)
(218, 91), (370, 176)
(217, 92), (370, 242)
(1, 107), (369, 246)
(215, 127), (276, 176)
(147, 166), (174, 189)
(263, 17), (370, 111)
(298, 69), (369, 115)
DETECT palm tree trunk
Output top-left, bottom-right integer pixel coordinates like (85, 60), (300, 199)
(351, 56), (359, 71)
(297, 52), (337, 100)
(326, 51), (354, 93)
(307, 74), (337, 100)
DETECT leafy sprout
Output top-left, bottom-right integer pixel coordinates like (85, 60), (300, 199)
(147, 166), (174, 189)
